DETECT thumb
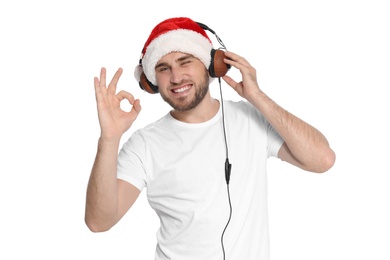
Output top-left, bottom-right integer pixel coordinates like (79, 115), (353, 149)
(222, 75), (241, 93)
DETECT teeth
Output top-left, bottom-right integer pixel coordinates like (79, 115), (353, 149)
(173, 86), (190, 93)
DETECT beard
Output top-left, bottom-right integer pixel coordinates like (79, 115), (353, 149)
(160, 71), (210, 112)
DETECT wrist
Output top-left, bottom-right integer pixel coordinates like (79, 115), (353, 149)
(98, 135), (121, 146)
(246, 89), (265, 105)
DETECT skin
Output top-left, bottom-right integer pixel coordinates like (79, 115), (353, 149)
(85, 51), (336, 232)
(157, 53), (211, 114)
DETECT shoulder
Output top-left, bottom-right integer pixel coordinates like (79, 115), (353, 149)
(224, 99), (264, 119)
(223, 99), (272, 135)
(122, 113), (171, 148)
(137, 113), (171, 135)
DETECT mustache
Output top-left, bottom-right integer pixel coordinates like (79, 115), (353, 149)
(170, 79), (193, 87)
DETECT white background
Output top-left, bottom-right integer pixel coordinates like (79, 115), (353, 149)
(1, 0), (389, 259)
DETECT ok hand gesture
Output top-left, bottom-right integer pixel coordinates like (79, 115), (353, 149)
(94, 68), (141, 140)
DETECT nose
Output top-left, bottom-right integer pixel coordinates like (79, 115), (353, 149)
(170, 66), (184, 84)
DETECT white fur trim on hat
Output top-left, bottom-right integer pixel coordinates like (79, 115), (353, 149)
(134, 64), (143, 82)
(141, 29), (213, 86)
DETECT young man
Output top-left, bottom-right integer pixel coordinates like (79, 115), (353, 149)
(85, 17), (335, 260)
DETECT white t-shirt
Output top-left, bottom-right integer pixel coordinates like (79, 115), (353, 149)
(117, 100), (284, 260)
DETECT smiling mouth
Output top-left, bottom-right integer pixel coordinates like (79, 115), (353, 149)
(172, 85), (191, 93)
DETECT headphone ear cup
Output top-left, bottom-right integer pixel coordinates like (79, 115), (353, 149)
(209, 49), (231, 78)
(139, 72), (159, 94)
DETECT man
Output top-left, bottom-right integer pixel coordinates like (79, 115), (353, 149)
(85, 17), (335, 260)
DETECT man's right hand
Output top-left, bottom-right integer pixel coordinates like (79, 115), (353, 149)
(94, 67), (141, 140)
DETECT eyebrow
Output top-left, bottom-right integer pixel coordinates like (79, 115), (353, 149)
(155, 54), (194, 70)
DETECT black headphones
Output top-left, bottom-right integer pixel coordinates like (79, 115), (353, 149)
(138, 22), (231, 94)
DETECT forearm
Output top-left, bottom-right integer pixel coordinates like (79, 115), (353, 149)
(248, 91), (335, 172)
(85, 137), (121, 232)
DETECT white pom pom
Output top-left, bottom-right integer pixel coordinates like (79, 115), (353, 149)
(134, 65), (143, 82)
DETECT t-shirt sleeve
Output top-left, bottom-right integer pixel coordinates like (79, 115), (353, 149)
(235, 100), (284, 159)
(267, 122), (284, 158)
(117, 131), (147, 191)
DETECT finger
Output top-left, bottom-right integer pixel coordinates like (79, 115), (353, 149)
(225, 51), (247, 62)
(116, 90), (135, 104)
(94, 76), (100, 93)
(222, 75), (238, 89)
(224, 51), (242, 63)
(117, 91), (142, 118)
(130, 99), (142, 119)
(100, 67), (107, 89)
(107, 68), (123, 95)
(94, 68), (107, 102)
(224, 51), (249, 69)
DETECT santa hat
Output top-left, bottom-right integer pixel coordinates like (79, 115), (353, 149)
(134, 17), (214, 86)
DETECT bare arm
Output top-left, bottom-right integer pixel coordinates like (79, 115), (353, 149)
(222, 51), (335, 173)
(85, 68), (142, 232)
(247, 91), (335, 173)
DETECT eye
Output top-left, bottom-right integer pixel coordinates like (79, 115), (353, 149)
(181, 59), (192, 66)
(157, 66), (169, 72)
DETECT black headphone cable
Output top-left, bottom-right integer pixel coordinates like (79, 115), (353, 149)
(218, 77), (232, 260)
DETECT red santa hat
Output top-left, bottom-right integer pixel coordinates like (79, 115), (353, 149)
(134, 17), (214, 86)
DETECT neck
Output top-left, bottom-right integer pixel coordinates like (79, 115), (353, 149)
(170, 93), (220, 123)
